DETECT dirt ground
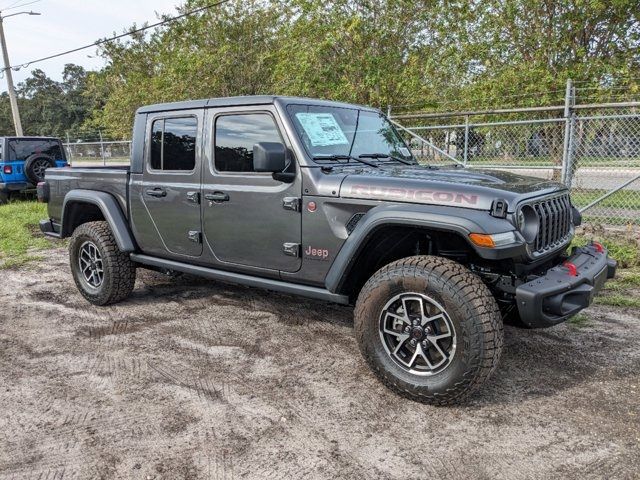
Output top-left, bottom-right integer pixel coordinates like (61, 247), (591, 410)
(0, 248), (639, 480)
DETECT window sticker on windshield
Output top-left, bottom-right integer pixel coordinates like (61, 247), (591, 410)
(295, 113), (349, 147)
(399, 147), (411, 157)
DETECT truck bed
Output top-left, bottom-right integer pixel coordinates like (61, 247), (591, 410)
(44, 166), (130, 222)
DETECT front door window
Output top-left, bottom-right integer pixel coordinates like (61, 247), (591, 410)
(214, 113), (282, 173)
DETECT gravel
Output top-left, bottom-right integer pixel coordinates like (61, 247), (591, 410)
(0, 248), (638, 479)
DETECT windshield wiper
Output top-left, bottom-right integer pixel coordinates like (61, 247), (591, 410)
(312, 154), (379, 168)
(359, 153), (415, 165)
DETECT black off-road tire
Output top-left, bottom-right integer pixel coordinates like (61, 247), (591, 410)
(24, 154), (55, 184)
(0, 191), (8, 205)
(69, 221), (136, 305)
(354, 255), (503, 405)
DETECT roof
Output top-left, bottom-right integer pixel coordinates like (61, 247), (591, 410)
(0, 136), (61, 141)
(136, 95), (379, 114)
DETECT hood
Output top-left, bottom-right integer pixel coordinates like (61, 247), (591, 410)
(339, 165), (567, 211)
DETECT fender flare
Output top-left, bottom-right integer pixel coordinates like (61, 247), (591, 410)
(61, 189), (136, 252)
(324, 203), (522, 294)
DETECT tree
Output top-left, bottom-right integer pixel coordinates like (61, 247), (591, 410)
(79, 0), (640, 136)
(0, 64), (95, 137)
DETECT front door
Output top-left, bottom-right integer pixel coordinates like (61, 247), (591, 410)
(138, 111), (203, 257)
(202, 109), (302, 272)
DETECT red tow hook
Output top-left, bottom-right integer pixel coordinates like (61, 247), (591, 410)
(563, 261), (578, 276)
(592, 241), (604, 253)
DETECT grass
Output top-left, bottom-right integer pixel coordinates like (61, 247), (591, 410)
(0, 199), (56, 268)
(594, 295), (640, 308)
(593, 266), (640, 308)
(571, 189), (640, 211)
(571, 234), (640, 268)
(568, 313), (593, 328)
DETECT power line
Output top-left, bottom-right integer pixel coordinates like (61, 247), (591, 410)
(1, 0), (40, 12)
(6, 0), (232, 72)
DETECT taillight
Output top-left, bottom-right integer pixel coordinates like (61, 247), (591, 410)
(592, 241), (604, 253)
(37, 181), (49, 203)
(2, 165), (11, 174)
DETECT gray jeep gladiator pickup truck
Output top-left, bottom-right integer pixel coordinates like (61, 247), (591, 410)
(38, 96), (616, 404)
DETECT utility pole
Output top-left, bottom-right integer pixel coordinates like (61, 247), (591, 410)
(0, 10), (41, 137)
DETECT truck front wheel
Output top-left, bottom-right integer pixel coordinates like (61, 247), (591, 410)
(354, 256), (503, 405)
(69, 221), (136, 306)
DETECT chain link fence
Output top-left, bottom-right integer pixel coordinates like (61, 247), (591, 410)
(62, 130), (131, 166)
(568, 113), (640, 224)
(390, 93), (640, 226)
(64, 140), (131, 166)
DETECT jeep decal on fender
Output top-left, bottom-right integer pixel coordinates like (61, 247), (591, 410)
(305, 245), (330, 260)
(348, 185), (479, 206)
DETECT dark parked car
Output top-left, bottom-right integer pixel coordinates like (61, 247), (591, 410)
(38, 96), (615, 404)
(0, 136), (67, 203)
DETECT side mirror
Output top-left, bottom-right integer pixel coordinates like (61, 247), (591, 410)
(253, 142), (287, 173)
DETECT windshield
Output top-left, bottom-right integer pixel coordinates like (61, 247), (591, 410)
(286, 104), (414, 164)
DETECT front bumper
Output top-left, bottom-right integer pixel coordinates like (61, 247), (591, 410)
(516, 243), (616, 328)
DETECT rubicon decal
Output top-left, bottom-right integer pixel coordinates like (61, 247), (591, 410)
(348, 185), (479, 206)
(304, 245), (330, 260)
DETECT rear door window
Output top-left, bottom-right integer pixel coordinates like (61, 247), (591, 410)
(149, 117), (198, 171)
(7, 139), (64, 160)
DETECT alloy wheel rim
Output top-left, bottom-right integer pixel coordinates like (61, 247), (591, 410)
(33, 159), (49, 180)
(78, 241), (104, 289)
(379, 292), (456, 376)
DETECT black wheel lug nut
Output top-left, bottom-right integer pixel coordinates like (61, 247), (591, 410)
(404, 326), (411, 333)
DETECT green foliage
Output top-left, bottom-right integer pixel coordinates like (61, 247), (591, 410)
(85, 0), (639, 136)
(0, 64), (96, 137)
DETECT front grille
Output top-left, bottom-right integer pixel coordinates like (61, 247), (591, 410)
(530, 193), (572, 254)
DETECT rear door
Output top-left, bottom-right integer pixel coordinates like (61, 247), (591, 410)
(137, 110), (203, 257)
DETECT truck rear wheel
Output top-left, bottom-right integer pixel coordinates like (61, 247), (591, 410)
(354, 256), (503, 405)
(69, 221), (136, 305)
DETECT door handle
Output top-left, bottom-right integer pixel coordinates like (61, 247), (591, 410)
(145, 188), (167, 198)
(204, 191), (229, 203)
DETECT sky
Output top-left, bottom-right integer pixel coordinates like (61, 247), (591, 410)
(0, 0), (180, 92)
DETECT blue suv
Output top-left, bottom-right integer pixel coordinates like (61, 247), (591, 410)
(0, 136), (67, 204)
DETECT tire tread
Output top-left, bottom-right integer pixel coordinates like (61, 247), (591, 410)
(69, 221), (136, 305)
(354, 255), (503, 405)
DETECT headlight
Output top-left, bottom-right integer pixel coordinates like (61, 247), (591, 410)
(469, 231), (518, 248)
(516, 205), (539, 243)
